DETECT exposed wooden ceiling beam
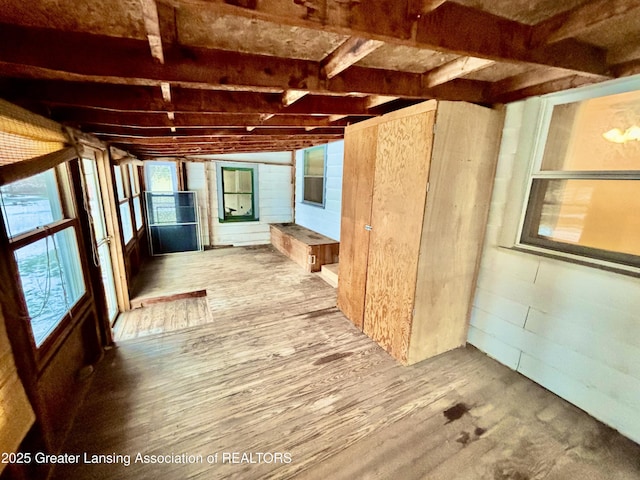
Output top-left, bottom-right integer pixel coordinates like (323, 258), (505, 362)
(485, 68), (601, 100)
(422, 56), (495, 88)
(101, 134), (344, 145)
(365, 95), (399, 109)
(491, 75), (602, 104)
(282, 89), (309, 107)
(90, 126), (345, 136)
(160, 82), (172, 102)
(52, 109), (355, 128)
(161, 0), (609, 76)
(140, 0), (165, 64)
(0, 24), (488, 101)
(321, 37), (384, 79)
(531, 0), (640, 46)
(2, 80), (383, 116)
(607, 43), (640, 67)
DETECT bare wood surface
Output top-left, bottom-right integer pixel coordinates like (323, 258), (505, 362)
(336, 121), (378, 330)
(270, 224), (339, 273)
(408, 102), (503, 364)
(321, 37), (384, 79)
(363, 109), (434, 364)
(0, 309), (35, 471)
(50, 246), (640, 478)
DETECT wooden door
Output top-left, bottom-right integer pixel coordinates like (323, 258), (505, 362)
(363, 107), (436, 363)
(336, 121), (378, 329)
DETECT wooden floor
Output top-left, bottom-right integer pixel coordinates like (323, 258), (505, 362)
(53, 246), (640, 479)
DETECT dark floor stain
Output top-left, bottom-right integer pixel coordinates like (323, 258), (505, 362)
(456, 431), (471, 445)
(313, 351), (353, 365)
(475, 427), (486, 437)
(303, 307), (339, 319)
(443, 402), (470, 423)
(493, 464), (530, 480)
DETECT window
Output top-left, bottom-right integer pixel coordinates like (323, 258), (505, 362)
(0, 166), (86, 347)
(303, 145), (326, 206)
(217, 165), (259, 222)
(520, 86), (640, 269)
(128, 164), (143, 231)
(144, 161), (178, 192)
(114, 165), (134, 244)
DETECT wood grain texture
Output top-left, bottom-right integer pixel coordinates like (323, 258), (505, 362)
(270, 224), (339, 273)
(408, 102), (503, 364)
(336, 121), (378, 330)
(50, 254), (640, 479)
(363, 109), (435, 364)
(0, 309), (34, 470)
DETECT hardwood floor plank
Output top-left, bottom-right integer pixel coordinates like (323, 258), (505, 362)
(50, 247), (640, 480)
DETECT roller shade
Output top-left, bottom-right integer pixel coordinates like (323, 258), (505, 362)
(0, 99), (71, 184)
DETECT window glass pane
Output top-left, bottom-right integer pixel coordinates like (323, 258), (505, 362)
(224, 193), (253, 217)
(0, 169), (63, 238)
(304, 147), (325, 176)
(222, 169), (252, 194)
(528, 179), (640, 256)
(120, 202), (134, 243)
(82, 158), (106, 240)
(113, 165), (125, 200)
(303, 177), (324, 204)
(133, 196), (143, 230)
(145, 162), (177, 192)
(15, 227), (85, 347)
(542, 90), (640, 171)
(128, 164), (139, 195)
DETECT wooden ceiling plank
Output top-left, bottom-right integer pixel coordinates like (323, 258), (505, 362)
(321, 37), (384, 79)
(486, 68), (598, 99)
(422, 56), (495, 88)
(160, 0), (608, 76)
(140, 0), (165, 64)
(531, 0), (640, 46)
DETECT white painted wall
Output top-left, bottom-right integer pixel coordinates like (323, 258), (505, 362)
(185, 158), (293, 247)
(294, 140), (344, 241)
(469, 98), (640, 444)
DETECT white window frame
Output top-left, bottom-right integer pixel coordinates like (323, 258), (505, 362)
(514, 76), (640, 274)
(302, 145), (327, 208)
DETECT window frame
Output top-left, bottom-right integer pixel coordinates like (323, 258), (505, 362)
(216, 163), (259, 223)
(302, 145), (327, 208)
(114, 162), (145, 247)
(516, 78), (640, 273)
(0, 162), (89, 354)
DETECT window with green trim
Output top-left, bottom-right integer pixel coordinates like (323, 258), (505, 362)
(220, 166), (257, 222)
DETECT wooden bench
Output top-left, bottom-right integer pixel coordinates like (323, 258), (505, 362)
(270, 223), (339, 273)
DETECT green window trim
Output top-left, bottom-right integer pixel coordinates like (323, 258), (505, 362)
(219, 166), (259, 222)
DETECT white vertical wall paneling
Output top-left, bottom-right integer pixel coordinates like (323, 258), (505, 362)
(469, 97), (640, 444)
(294, 140), (344, 241)
(186, 159), (293, 247)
